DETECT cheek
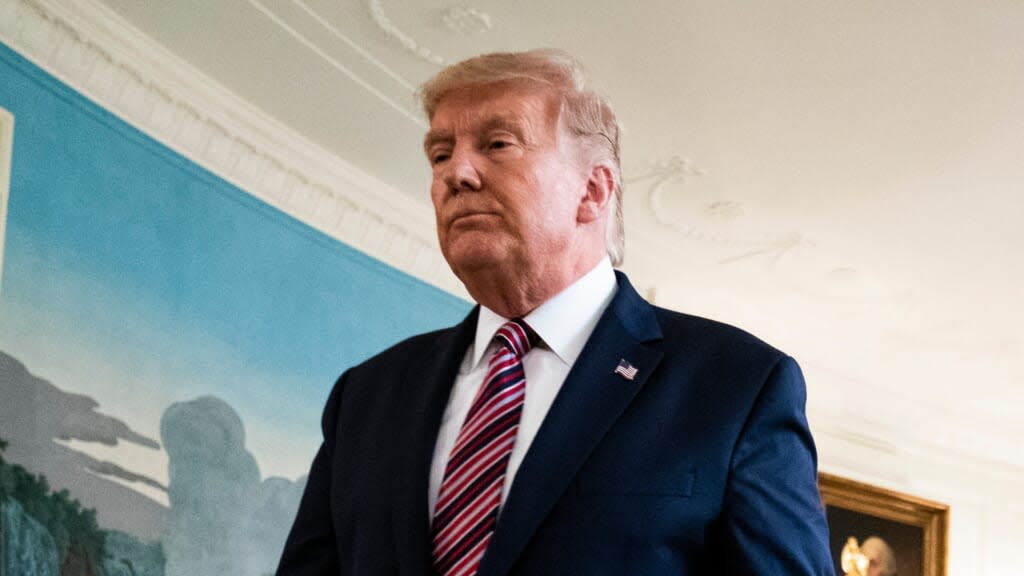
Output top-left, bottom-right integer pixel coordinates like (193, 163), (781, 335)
(536, 175), (584, 222)
(430, 178), (444, 205)
(430, 186), (448, 239)
(430, 181), (449, 218)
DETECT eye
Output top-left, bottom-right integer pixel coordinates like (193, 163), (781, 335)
(430, 150), (451, 165)
(487, 136), (520, 154)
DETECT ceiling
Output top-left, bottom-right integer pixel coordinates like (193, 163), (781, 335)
(85, 0), (1023, 468)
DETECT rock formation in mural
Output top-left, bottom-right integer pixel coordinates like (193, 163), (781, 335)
(102, 530), (166, 576)
(161, 396), (305, 576)
(1, 499), (61, 576)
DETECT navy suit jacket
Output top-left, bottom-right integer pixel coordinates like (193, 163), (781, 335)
(277, 272), (832, 575)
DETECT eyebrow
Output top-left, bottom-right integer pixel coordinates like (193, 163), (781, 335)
(479, 116), (527, 139)
(423, 114), (529, 153)
(423, 129), (451, 153)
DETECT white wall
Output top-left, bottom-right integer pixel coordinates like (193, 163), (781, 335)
(816, 415), (1024, 575)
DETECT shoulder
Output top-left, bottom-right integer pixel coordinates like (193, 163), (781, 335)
(653, 306), (785, 365)
(609, 271), (789, 382)
(646, 306), (802, 414)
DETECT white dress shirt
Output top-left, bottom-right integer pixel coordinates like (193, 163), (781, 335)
(428, 257), (617, 517)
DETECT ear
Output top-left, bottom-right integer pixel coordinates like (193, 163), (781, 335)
(577, 164), (614, 224)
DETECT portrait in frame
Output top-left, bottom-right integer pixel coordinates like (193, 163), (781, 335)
(819, 472), (949, 576)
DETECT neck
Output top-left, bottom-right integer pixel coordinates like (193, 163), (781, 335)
(461, 250), (606, 318)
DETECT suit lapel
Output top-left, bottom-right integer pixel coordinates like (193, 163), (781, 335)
(392, 308), (478, 576)
(477, 273), (664, 576)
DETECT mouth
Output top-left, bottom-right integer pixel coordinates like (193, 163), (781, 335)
(448, 210), (496, 228)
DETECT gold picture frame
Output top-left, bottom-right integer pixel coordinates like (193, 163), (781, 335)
(819, 472), (949, 576)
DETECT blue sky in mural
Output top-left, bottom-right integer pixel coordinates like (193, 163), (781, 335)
(0, 42), (471, 486)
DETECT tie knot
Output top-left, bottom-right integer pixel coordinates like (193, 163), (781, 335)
(493, 319), (536, 358)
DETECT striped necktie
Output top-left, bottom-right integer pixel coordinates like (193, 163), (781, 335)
(431, 319), (535, 576)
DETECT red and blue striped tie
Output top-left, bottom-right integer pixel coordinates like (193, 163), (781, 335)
(431, 319), (535, 576)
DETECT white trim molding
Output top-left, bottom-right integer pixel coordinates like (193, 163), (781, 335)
(0, 107), (12, 298)
(0, 0), (466, 298)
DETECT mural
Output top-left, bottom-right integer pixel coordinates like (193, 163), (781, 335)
(0, 41), (470, 575)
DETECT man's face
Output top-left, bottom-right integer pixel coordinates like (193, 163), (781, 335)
(425, 81), (589, 284)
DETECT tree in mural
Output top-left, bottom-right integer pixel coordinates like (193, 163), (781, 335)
(1, 436), (113, 575)
(1, 439), (83, 573)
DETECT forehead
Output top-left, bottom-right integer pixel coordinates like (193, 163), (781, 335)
(427, 81), (560, 134)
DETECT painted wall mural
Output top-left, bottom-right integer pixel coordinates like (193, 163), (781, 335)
(0, 41), (471, 576)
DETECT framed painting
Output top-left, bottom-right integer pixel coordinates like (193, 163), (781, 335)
(819, 472), (949, 576)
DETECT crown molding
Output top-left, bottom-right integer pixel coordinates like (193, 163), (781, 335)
(367, 0), (447, 66)
(0, 0), (466, 298)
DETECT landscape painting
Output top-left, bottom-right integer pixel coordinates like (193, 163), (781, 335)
(0, 41), (470, 576)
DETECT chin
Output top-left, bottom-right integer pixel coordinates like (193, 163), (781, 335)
(443, 243), (505, 278)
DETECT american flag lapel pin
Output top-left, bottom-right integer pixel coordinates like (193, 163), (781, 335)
(613, 359), (639, 381)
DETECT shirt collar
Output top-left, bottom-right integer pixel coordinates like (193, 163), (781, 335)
(468, 257), (617, 370)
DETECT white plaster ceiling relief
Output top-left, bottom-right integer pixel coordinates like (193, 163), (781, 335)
(442, 6), (492, 34)
(367, 0), (448, 66)
(626, 155), (813, 267)
(250, 0), (424, 126)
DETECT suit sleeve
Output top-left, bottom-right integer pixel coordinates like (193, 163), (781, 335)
(275, 372), (346, 575)
(721, 356), (833, 575)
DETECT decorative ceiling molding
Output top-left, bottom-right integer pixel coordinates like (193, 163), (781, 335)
(0, 0), (465, 298)
(249, 0), (423, 126)
(442, 5), (493, 34)
(628, 154), (708, 210)
(367, 0), (447, 66)
(292, 0), (418, 93)
(627, 155), (812, 266)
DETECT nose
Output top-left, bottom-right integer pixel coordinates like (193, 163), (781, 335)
(442, 146), (481, 193)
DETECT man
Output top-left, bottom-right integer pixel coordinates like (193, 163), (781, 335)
(278, 49), (831, 575)
(841, 536), (897, 576)
(861, 537), (898, 576)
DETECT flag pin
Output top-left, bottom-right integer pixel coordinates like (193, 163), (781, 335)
(613, 359), (638, 381)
